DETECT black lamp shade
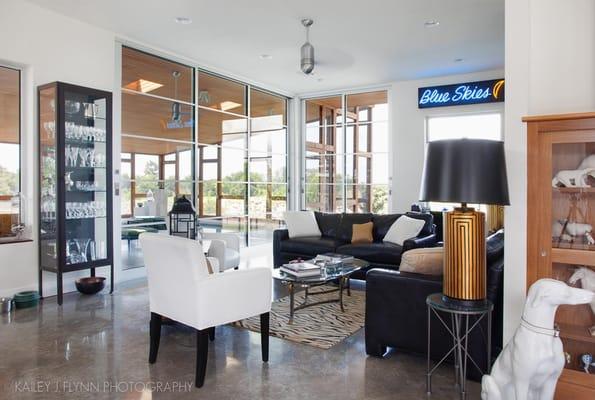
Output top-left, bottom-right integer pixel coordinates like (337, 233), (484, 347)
(169, 195), (196, 214)
(419, 139), (510, 205)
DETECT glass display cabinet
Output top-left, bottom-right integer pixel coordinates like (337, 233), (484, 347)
(526, 112), (595, 399)
(38, 82), (113, 305)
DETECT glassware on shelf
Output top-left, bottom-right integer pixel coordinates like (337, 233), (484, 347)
(65, 122), (106, 143)
(64, 100), (80, 115)
(65, 202), (107, 219)
(83, 102), (99, 119)
(43, 121), (56, 139)
(65, 172), (74, 190)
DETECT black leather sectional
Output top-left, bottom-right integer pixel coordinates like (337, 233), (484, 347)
(273, 211), (437, 279)
(365, 229), (505, 381)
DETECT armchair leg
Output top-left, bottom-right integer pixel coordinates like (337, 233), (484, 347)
(195, 329), (209, 388)
(208, 327), (215, 341)
(149, 312), (162, 364)
(260, 312), (270, 362)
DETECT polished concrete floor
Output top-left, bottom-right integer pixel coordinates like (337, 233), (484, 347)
(1, 245), (480, 399)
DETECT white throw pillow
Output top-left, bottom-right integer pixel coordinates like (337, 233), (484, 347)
(383, 215), (425, 246)
(284, 211), (321, 239)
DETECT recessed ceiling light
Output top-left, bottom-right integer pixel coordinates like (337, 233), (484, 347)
(259, 54), (273, 60)
(424, 20), (440, 27)
(454, 58), (464, 63)
(175, 17), (192, 25)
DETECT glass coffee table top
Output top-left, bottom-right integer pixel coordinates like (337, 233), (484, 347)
(272, 258), (368, 284)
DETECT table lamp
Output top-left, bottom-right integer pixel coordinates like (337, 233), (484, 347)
(419, 139), (509, 306)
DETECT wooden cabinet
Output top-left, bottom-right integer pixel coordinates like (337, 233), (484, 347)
(526, 112), (595, 399)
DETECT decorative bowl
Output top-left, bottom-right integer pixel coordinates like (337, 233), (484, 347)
(75, 277), (106, 295)
(14, 291), (40, 309)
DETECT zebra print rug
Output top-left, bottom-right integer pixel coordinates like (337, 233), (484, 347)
(232, 285), (365, 349)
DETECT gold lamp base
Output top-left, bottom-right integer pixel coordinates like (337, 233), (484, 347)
(443, 206), (487, 305)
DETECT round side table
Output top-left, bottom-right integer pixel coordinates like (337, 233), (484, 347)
(426, 293), (494, 400)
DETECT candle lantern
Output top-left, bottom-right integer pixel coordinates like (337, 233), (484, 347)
(168, 195), (197, 239)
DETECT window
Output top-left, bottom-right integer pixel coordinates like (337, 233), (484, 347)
(121, 47), (289, 261)
(426, 113), (502, 142)
(0, 66), (21, 238)
(425, 112), (502, 211)
(304, 90), (389, 214)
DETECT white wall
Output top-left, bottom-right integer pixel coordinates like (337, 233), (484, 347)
(0, 0), (115, 297)
(503, 0), (595, 341)
(390, 70), (504, 212)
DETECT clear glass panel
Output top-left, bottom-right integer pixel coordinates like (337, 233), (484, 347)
(370, 122), (389, 154)
(249, 215), (285, 246)
(0, 66), (20, 220)
(552, 262), (594, 372)
(63, 89), (110, 265)
(198, 181), (217, 216)
(345, 91), (388, 123)
(198, 216), (247, 248)
(39, 85), (57, 266)
(551, 142), (595, 251)
(305, 153), (343, 186)
(221, 147), (247, 181)
(250, 129), (286, 154)
(344, 184), (388, 213)
(134, 154), (159, 191)
(122, 91), (194, 142)
(120, 161), (131, 216)
(198, 108), (247, 147)
(250, 89), (286, 130)
(249, 184), (287, 218)
(427, 113), (502, 142)
(221, 183), (247, 217)
(250, 155), (287, 183)
(305, 184), (343, 213)
(371, 153), (389, 184)
(197, 71), (247, 115)
(305, 96), (342, 127)
(122, 47), (194, 103)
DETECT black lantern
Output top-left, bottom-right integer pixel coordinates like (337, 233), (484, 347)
(168, 195), (197, 239)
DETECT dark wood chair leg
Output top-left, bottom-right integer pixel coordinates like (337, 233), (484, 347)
(195, 329), (209, 388)
(208, 327), (215, 341)
(149, 312), (162, 363)
(260, 312), (270, 362)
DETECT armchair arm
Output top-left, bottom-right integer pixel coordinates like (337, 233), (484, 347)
(206, 239), (227, 272)
(273, 229), (289, 268)
(202, 232), (240, 252)
(402, 233), (437, 253)
(195, 268), (272, 329)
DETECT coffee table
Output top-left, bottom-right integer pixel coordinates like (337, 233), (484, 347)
(272, 258), (368, 323)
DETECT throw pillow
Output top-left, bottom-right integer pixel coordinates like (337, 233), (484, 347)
(400, 247), (444, 276)
(283, 211), (322, 238)
(351, 222), (373, 244)
(383, 215), (425, 246)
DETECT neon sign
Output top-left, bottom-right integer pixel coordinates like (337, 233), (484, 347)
(418, 79), (505, 109)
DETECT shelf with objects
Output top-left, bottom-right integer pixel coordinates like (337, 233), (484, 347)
(526, 112), (595, 399)
(38, 82), (113, 305)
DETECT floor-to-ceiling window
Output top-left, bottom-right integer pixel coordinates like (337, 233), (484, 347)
(121, 46), (288, 268)
(0, 66), (21, 239)
(304, 90), (388, 213)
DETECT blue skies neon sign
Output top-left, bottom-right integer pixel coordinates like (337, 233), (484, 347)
(418, 79), (505, 109)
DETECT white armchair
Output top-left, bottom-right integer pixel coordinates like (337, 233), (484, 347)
(203, 232), (240, 272)
(139, 233), (272, 388)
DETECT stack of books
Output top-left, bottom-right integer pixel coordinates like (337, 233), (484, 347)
(280, 262), (321, 277)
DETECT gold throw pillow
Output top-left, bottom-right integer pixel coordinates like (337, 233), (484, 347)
(351, 222), (374, 244)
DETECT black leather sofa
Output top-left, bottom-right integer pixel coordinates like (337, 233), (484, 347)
(365, 229), (504, 381)
(273, 211), (437, 279)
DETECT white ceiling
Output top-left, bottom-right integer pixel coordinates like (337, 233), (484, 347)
(26, 0), (504, 95)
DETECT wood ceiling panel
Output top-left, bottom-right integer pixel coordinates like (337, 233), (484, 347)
(122, 47), (193, 103)
(121, 135), (192, 155)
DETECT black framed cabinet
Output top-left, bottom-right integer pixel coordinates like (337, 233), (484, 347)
(38, 82), (113, 305)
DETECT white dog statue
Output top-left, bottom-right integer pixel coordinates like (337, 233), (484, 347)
(551, 168), (595, 188)
(552, 220), (595, 245)
(481, 279), (594, 400)
(569, 267), (595, 336)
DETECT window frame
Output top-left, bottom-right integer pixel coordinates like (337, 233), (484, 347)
(0, 63), (22, 237)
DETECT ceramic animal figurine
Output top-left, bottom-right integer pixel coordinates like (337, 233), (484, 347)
(481, 279), (594, 400)
(552, 220), (595, 244)
(552, 168), (595, 188)
(578, 154), (595, 170)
